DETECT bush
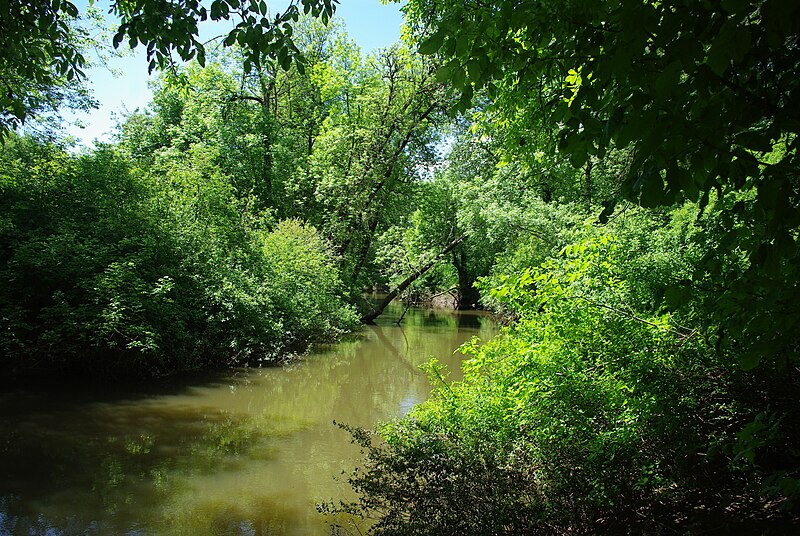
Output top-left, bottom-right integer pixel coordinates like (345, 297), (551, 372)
(333, 212), (798, 534)
(0, 136), (356, 378)
(259, 219), (359, 348)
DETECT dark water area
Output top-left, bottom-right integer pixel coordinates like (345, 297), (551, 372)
(0, 305), (496, 535)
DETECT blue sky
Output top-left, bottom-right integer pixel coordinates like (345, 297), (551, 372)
(66, 1), (405, 146)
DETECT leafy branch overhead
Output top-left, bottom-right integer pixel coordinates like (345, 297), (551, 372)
(111, 0), (338, 73)
(0, 0), (338, 135)
(408, 0), (800, 370)
(0, 0), (88, 133)
(410, 0), (799, 213)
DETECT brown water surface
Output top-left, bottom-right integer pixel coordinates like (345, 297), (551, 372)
(0, 305), (496, 535)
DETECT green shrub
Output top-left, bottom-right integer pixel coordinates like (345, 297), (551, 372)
(259, 219), (358, 348)
(0, 136), (356, 378)
(335, 216), (796, 534)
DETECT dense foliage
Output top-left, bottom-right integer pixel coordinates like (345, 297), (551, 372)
(2, 0), (800, 532)
(408, 0), (800, 371)
(0, 19), (444, 379)
(0, 135), (356, 378)
(0, 0), (337, 134)
(319, 0), (800, 532)
(334, 203), (800, 533)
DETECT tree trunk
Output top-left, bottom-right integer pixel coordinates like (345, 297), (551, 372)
(453, 249), (480, 310)
(360, 234), (467, 324)
(350, 214), (381, 283)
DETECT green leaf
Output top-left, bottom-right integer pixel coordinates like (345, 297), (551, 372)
(654, 61), (682, 98)
(452, 65), (466, 88)
(418, 31), (446, 55)
(568, 146), (588, 168)
(196, 46), (206, 67)
(732, 24), (752, 62)
(639, 172), (665, 208)
(457, 85), (473, 111)
(721, 0), (748, 15)
(443, 36), (457, 57)
(706, 22), (736, 76)
(278, 47), (291, 70)
(434, 62), (456, 84)
(11, 99), (26, 119)
(466, 59), (482, 80)
(454, 34), (471, 57)
(63, 1), (78, 17)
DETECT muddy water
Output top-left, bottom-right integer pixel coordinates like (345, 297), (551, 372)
(0, 306), (495, 535)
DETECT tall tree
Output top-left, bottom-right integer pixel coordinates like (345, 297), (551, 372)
(307, 44), (448, 288)
(407, 0), (800, 369)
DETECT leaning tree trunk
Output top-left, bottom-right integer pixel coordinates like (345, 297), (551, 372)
(585, 157), (593, 210)
(360, 234), (467, 324)
(452, 247), (480, 310)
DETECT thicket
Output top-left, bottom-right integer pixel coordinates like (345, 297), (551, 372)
(319, 1), (800, 532)
(0, 135), (356, 378)
(331, 202), (799, 533)
(1, 19), (446, 379)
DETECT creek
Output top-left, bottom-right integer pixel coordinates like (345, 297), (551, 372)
(0, 304), (496, 535)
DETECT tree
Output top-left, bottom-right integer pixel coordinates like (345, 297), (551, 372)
(117, 17), (341, 214)
(391, 133), (501, 310)
(306, 44), (448, 289)
(0, 0), (337, 136)
(407, 0), (800, 369)
(0, 0), (100, 135)
(235, 17), (346, 217)
(408, 0), (799, 206)
(360, 233), (466, 323)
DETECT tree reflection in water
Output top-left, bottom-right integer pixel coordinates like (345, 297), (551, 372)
(0, 305), (495, 535)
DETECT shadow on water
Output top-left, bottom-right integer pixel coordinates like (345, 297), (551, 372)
(0, 305), (496, 535)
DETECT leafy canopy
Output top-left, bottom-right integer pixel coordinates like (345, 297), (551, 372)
(0, 0), (100, 134)
(406, 0), (800, 370)
(0, 0), (338, 135)
(408, 0), (799, 214)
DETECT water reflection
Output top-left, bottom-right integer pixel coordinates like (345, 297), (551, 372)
(0, 305), (496, 535)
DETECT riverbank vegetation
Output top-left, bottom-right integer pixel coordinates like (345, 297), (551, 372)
(323, 0), (800, 533)
(0, 134), (358, 377)
(2, 16), (444, 378)
(2, 0), (799, 532)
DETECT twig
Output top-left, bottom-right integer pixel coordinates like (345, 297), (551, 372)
(429, 286), (458, 300)
(570, 294), (695, 339)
